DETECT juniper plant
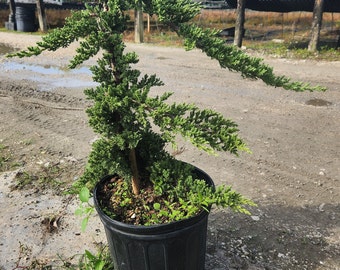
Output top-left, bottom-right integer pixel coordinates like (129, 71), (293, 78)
(9, 0), (325, 224)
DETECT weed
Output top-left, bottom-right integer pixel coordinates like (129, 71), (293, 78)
(0, 143), (13, 171)
(0, 143), (6, 150)
(58, 247), (114, 270)
(246, 40), (340, 61)
(11, 171), (37, 190)
(57, 245), (114, 270)
(76, 249), (114, 270)
(12, 242), (51, 270)
(0, 153), (11, 171)
(11, 242), (114, 269)
(10, 162), (70, 194)
(20, 139), (34, 146)
(0, 142), (26, 171)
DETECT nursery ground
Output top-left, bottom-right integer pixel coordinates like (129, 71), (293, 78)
(0, 32), (339, 269)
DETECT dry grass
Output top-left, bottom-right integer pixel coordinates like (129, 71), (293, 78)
(0, 10), (9, 27)
(2, 8), (339, 37)
(0, 8), (70, 29)
(44, 9), (71, 29)
(1, 8), (339, 58)
(195, 10), (340, 40)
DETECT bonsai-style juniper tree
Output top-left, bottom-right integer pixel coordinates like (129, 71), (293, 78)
(10, 0), (325, 225)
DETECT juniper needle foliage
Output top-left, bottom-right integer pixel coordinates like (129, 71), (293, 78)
(8, 0), (324, 223)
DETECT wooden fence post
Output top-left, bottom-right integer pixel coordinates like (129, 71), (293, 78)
(134, 0), (144, 44)
(308, 0), (325, 52)
(36, 0), (47, 33)
(234, 0), (246, 47)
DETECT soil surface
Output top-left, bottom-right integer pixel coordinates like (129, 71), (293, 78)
(0, 31), (339, 269)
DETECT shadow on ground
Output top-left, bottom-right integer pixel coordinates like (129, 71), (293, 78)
(206, 203), (340, 270)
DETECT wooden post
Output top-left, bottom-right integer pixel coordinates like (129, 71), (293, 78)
(134, 5), (144, 43)
(234, 0), (246, 48)
(5, 0), (16, 30)
(308, 0), (324, 52)
(8, 0), (16, 22)
(36, 0), (48, 33)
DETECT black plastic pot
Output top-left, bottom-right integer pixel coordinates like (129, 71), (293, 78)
(93, 166), (214, 270)
(15, 4), (36, 32)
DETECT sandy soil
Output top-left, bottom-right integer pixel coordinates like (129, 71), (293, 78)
(0, 31), (339, 269)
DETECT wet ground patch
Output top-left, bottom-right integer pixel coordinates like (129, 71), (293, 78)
(0, 43), (17, 54)
(306, 98), (332, 107)
(0, 61), (97, 90)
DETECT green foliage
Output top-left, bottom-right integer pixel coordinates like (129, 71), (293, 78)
(58, 246), (114, 270)
(152, 0), (201, 25)
(81, 250), (105, 270)
(8, 0), (325, 225)
(150, 158), (194, 196)
(176, 24), (326, 92)
(100, 159), (255, 225)
(0, 143), (23, 172)
(75, 187), (94, 232)
(77, 247), (114, 270)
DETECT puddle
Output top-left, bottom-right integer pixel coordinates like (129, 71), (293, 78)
(305, 98), (332, 107)
(1, 61), (97, 90)
(2, 61), (92, 76)
(0, 43), (17, 54)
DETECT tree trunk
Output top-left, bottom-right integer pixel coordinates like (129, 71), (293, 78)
(129, 148), (140, 195)
(36, 0), (48, 33)
(134, 7), (144, 43)
(308, 0), (324, 52)
(8, 0), (16, 22)
(234, 0), (246, 47)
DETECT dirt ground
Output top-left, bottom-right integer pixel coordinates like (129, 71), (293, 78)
(0, 31), (339, 269)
